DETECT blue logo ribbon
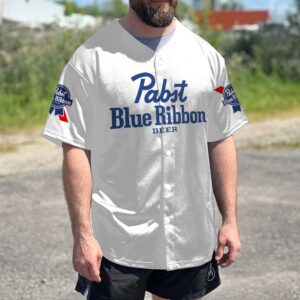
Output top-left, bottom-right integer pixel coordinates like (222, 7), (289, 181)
(49, 84), (73, 116)
(222, 84), (241, 113)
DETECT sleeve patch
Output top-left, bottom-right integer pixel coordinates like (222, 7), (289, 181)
(49, 84), (73, 118)
(215, 84), (241, 113)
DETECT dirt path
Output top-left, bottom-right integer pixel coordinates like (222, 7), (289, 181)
(0, 116), (300, 177)
(235, 115), (300, 148)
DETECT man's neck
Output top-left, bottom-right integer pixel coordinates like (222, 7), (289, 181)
(119, 8), (176, 38)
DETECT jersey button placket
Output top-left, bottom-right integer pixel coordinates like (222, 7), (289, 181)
(162, 135), (176, 268)
(155, 53), (176, 269)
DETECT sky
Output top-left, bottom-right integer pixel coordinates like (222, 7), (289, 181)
(54, 0), (296, 21)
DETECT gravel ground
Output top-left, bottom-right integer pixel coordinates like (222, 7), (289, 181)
(0, 116), (299, 300)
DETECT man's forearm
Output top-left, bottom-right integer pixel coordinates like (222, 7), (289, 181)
(208, 135), (238, 224)
(62, 143), (102, 282)
(62, 143), (93, 239)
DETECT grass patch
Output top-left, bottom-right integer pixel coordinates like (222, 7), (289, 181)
(0, 143), (18, 153)
(0, 94), (50, 130)
(230, 72), (300, 121)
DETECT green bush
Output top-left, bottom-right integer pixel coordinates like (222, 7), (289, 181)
(253, 33), (300, 81)
(0, 25), (95, 129)
(214, 28), (300, 82)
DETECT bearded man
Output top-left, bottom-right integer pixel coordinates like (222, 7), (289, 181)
(42, 0), (248, 299)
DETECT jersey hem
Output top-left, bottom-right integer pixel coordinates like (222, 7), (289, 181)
(102, 250), (214, 271)
(207, 117), (249, 142)
(41, 129), (91, 150)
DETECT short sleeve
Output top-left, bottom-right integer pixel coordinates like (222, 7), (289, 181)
(207, 60), (248, 142)
(41, 62), (94, 150)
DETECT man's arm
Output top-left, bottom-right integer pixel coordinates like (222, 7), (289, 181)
(208, 135), (241, 268)
(62, 142), (102, 282)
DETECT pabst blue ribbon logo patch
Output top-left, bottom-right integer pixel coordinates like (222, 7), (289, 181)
(215, 84), (241, 113)
(49, 84), (73, 122)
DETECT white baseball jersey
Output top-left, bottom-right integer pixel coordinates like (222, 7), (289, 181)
(42, 17), (248, 271)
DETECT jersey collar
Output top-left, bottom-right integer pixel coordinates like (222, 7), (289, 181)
(114, 16), (181, 57)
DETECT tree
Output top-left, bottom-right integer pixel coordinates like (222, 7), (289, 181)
(56, 0), (83, 15)
(102, 0), (127, 18)
(220, 0), (244, 10)
(198, 0), (212, 30)
(288, 0), (300, 34)
(56, 0), (102, 16)
(81, 4), (102, 17)
(175, 1), (196, 22)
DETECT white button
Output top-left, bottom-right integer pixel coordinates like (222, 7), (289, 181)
(164, 183), (172, 191)
(165, 149), (172, 156)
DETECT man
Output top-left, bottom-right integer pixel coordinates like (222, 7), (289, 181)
(42, 0), (248, 299)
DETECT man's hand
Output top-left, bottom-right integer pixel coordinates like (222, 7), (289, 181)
(73, 234), (103, 282)
(208, 136), (241, 268)
(215, 221), (241, 268)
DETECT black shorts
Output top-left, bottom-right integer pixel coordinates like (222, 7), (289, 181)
(75, 251), (221, 300)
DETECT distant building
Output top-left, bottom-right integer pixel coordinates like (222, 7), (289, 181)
(192, 0), (269, 31)
(0, 0), (64, 27)
(0, 0), (102, 29)
(195, 10), (270, 30)
(58, 13), (101, 29)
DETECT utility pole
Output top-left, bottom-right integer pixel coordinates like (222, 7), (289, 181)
(269, 0), (277, 22)
(211, 0), (215, 10)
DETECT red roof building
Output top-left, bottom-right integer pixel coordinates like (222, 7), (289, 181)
(195, 10), (270, 30)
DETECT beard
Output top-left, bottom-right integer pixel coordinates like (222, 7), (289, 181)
(130, 0), (178, 28)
